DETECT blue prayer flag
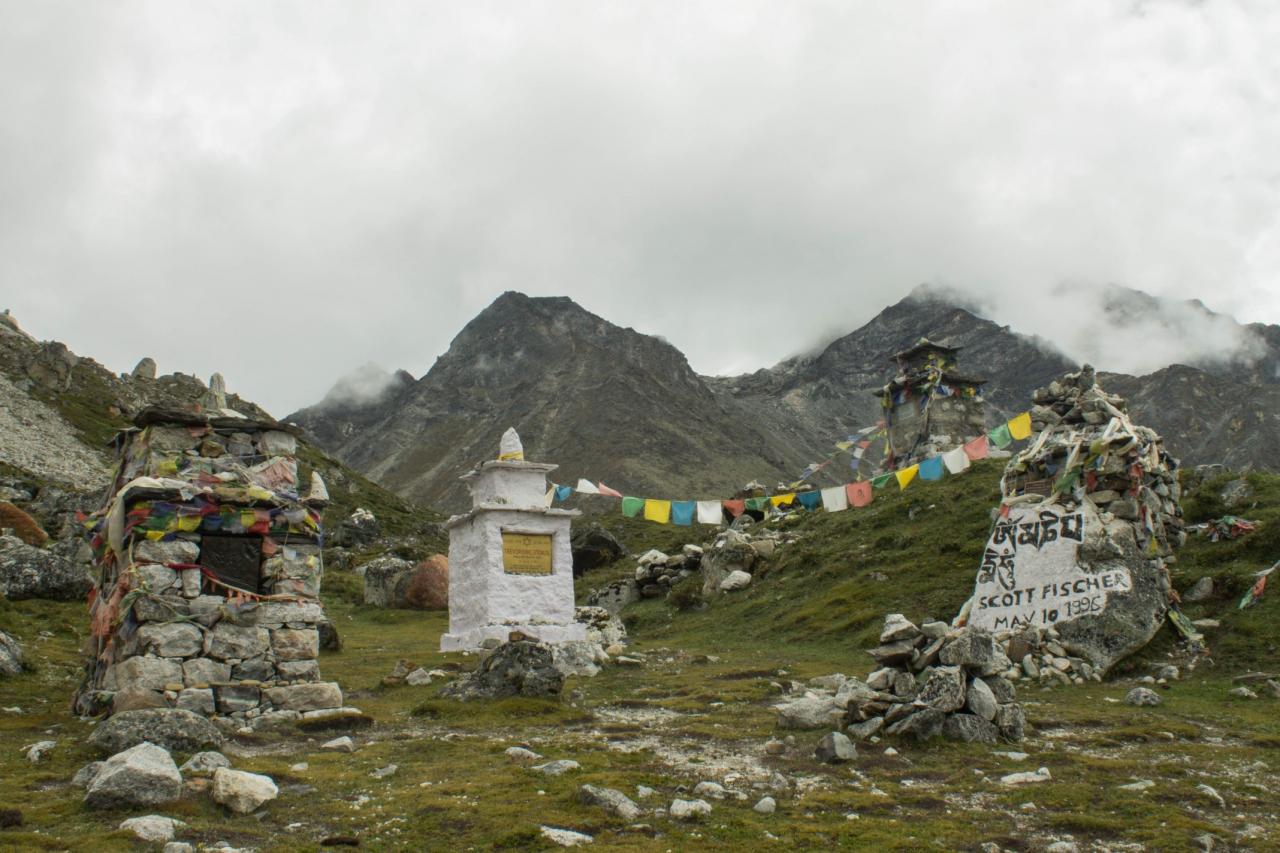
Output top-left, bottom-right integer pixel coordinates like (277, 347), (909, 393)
(671, 501), (696, 526)
(797, 491), (822, 510)
(918, 456), (945, 482)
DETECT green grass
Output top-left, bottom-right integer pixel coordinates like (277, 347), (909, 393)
(1, 467), (1277, 850)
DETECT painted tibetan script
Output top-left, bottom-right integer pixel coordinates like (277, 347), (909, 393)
(502, 532), (553, 575)
(969, 505), (1130, 631)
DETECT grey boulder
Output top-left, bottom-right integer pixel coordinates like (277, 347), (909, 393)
(89, 708), (224, 755)
(84, 742), (182, 809)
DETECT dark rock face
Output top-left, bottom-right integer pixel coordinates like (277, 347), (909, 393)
(88, 708), (224, 755)
(570, 524), (625, 576)
(440, 640), (564, 701)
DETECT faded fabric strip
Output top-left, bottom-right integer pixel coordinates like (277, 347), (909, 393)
(847, 481), (873, 507)
(821, 486), (848, 512)
(574, 479), (601, 495)
(697, 501), (723, 524)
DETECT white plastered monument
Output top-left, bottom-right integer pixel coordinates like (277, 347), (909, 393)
(440, 428), (586, 652)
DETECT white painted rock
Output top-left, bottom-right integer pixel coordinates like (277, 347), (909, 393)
(211, 767), (279, 814)
(119, 815), (184, 843)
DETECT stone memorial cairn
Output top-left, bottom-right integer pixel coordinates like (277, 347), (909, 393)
(776, 614), (1025, 744)
(963, 366), (1186, 683)
(879, 338), (987, 469)
(74, 407), (349, 724)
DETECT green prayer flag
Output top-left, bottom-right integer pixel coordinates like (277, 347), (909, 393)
(988, 423), (1013, 449)
(871, 473), (894, 489)
(744, 496), (768, 512)
(621, 497), (644, 518)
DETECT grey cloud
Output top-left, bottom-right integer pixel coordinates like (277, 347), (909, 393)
(0, 0), (1276, 415)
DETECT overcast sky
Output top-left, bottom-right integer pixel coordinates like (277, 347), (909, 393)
(2, 1), (1277, 415)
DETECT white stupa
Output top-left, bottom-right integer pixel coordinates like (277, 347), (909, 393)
(439, 428), (585, 651)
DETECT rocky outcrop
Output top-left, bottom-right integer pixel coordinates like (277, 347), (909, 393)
(83, 742), (182, 809)
(570, 524), (625, 576)
(362, 554), (448, 609)
(0, 629), (21, 677)
(0, 533), (92, 601)
(440, 640), (564, 701)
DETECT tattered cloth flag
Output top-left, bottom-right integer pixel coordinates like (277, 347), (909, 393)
(1008, 411), (1033, 441)
(554, 484), (573, 503)
(745, 497), (769, 513)
(597, 482), (624, 498)
(722, 499), (746, 518)
(871, 473), (894, 489)
(671, 501), (696, 526)
(821, 486), (848, 513)
(770, 493), (796, 508)
(943, 445), (971, 474)
(1239, 562), (1277, 610)
(644, 499), (672, 524)
(797, 491), (822, 511)
(895, 465), (919, 490)
(697, 501), (723, 524)
(988, 422), (1013, 449)
(574, 479), (601, 495)
(963, 435), (990, 461)
(621, 497), (645, 518)
(847, 481), (873, 507)
(918, 456), (945, 482)
(543, 485), (555, 507)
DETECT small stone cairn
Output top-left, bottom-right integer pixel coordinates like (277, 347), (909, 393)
(778, 614), (1026, 744)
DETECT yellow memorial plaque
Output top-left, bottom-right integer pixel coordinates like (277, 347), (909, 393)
(502, 532), (553, 575)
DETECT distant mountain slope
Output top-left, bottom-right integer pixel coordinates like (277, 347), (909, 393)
(289, 292), (819, 510)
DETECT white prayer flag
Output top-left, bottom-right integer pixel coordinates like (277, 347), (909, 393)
(574, 479), (601, 495)
(543, 486), (556, 507)
(943, 445), (971, 475)
(821, 486), (849, 512)
(696, 501), (723, 525)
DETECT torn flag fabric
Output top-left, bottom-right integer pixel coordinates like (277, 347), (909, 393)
(597, 482), (623, 498)
(722, 499), (746, 518)
(797, 491), (822, 510)
(988, 423), (1013, 449)
(554, 485), (574, 503)
(574, 479), (601, 495)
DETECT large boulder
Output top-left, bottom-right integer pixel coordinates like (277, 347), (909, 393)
(211, 767), (278, 814)
(403, 554), (449, 610)
(0, 629), (21, 677)
(0, 533), (91, 600)
(575, 606), (627, 647)
(440, 640), (564, 701)
(570, 524), (625, 576)
(700, 531), (755, 596)
(89, 708), (224, 756)
(83, 742), (182, 809)
(361, 556), (417, 608)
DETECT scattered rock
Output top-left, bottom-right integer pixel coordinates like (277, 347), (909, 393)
(1196, 783), (1226, 808)
(879, 613), (919, 643)
(0, 533), (92, 600)
(71, 760), (104, 788)
(814, 731), (856, 763)
(1182, 577), (1214, 603)
(776, 694), (841, 729)
(541, 825), (595, 847)
(719, 570), (752, 591)
(1228, 686), (1258, 699)
(0, 629), (22, 677)
(942, 714), (999, 744)
(1125, 687), (1162, 707)
(754, 796), (777, 814)
(179, 751), (231, 777)
(570, 523), (625, 575)
(119, 815), (184, 843)
(578, 784), (642, 820)
(669, 798), (712, 820)
(212, 767), (279, 814)
(692, 781), (727, 799)
(371, 764), (398, 779)
(84, 742), (182, 809)
(24, 739), (55, 763)
(322, 736), (356, 752)
(1000, 767), (1052, 786)
(441, 640), (564, 700)
(506, 746), (543, 764)
(89, 708), (223, 755)
(406, 668), (433, 686)
(534, 760), (581, 776)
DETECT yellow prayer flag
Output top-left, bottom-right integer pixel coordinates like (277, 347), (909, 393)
(177, 515), (201, 532)
(770, 493), (796, 507)
(643, 499), (672, 524)
(895, 465), (919, 490)
(1008, 411), (1033, 441)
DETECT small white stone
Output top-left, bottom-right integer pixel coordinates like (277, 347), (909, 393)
(753, 796), (776, 814)
(540, 825), (593, 847)
(322, 736), (355, 752)
(1000, 767), (1052, 786)
(669, 798), (712, 820)
(119, 815), (184, 843)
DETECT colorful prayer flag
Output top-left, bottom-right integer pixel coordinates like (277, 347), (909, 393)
(643, 499), (671, 524)
(697, 501), (723, 524)
(942, 445), (970, 475)
(1007, 411), (1032, 441)
(797, 491), (822, 510)
(918, 456), (945, 482)
(744, 497), (769, 513)
(597, 482), (623, 498)
(671, 501), (696, 526)
(722, 500), (746, 518)
(963, 435), (989, 461)
(554, 485), (574, 503)
(770, 493), (796, 508)
(821, 486), (848, 512)
(544, 486), (555, 507)
(895, 465), (919, 490)
(847, 481), (873, 507)
(621, 497), (645, 518)
(988, 423), (1013, 449)
(574, 479), (601, 495)
(871, 473), (894, 489)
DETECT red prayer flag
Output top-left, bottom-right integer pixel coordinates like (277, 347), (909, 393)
(597, 482), (623, 498)
(963, 435), (989, 461)
(722, 500), (746, 518)
(846, 481), (873, 508)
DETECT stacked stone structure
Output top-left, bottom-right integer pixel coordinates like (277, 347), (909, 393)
(879, 338), (986, 468)
(75, 407), (344, 721)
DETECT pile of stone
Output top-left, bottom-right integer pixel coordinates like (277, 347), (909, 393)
(995, 624), (1103, 686)
(633, 546), (702, 597)
(776, 614), (1025, 744)
(1021, 366), (1184, 558)
(74, 407), (349, 723)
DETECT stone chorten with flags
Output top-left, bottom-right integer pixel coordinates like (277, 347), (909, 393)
(879, 338), (987, 469)
(441, 428), (585, 652)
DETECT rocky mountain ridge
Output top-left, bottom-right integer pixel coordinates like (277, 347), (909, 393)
(291, 288), (1279, 510)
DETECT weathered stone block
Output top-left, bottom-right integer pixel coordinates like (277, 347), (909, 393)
(215, 684), (261, 714)
(271, 628), (318, 661)
(136, 622), (203, 658)
(134, 538), (200, 565)
(256, 600), (323, 626)
(134, 564), (179, 592)
(176, 688), (215, 715)
(276, 660), (320, 682)
(132, 595), (190, 623)
(105, 656), (184, 692)
(232, 657), (275, 681)
(205, 624), (269, 661)
(264, 681), (342, 712)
